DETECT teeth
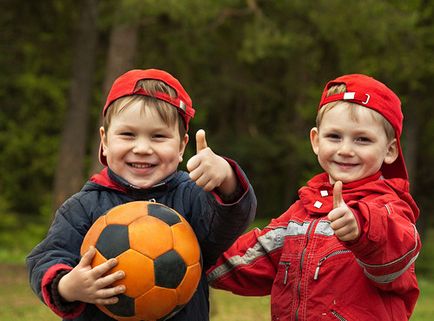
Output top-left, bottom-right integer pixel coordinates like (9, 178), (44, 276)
(130, 163), (152, 169)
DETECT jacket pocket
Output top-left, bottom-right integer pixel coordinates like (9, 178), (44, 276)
(313, 249), (351, 280)
(331, 310), (348, 321)
(279, 260), (291, 285)
(271, 258), (294, 319)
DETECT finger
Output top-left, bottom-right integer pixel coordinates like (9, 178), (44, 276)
(79, 246), (96, 266)
(92, 258), (118, 277)
(327, 207), (344, 222)
(96, 296), (119, 306)
(329, 215), (347, 230)
(196, 129), (208, 153)
(186, 155), (200, 173)
(96, 270), (125, 289)
(334, 228), (357, 242)
(333, 181), (344, 208)
(188, 167), (203, 182)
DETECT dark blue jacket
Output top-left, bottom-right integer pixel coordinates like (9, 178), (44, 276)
(27, 163), (256, 321)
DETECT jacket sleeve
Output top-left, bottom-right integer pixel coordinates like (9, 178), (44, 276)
(190, 158), (257, 270)
(206, 210), (293, 296)
(26, 195), (89, 318)
(344, 193), (420, 296)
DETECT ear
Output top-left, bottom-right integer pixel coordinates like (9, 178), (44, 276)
(99, 126), (108, 156)
(179, 134), (189, 162)
(310, 127), (320, 155)
(384, 138), (399, 164)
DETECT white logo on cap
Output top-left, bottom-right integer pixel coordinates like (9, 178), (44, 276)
(343, 92), (355, 100)
(343, 92), (370, 105)
(179, 100), (186, 112)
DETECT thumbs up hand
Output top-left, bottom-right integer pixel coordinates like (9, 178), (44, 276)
(186, 130), (237, 194)
(327, 181), (360, 242)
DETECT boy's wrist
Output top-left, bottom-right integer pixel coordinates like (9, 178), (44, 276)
(216, 162), (237, 196)
(57, 270), (75, 302)
(215, 181), (244, 203)
(51, 270), (80, 312)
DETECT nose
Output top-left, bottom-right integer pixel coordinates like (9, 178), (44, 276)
(132, 137), (152, 154)
(337, 139), (354, 156)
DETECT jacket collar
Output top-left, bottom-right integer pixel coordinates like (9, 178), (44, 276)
(89, 167), (180, 199)
(298, 171), (383, 215)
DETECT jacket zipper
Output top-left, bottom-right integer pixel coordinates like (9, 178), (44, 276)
(331, 310), (348, 321)
(279, 261), (291, 285)
(314, 249), (351, 280)
(295, 219), (318, 321)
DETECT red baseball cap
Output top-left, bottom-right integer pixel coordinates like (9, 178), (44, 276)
(99, 69), (195, 166)
(318, 74), (408, 180)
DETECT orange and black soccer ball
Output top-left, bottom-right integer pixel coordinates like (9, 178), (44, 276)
(80, 201), (202, 321)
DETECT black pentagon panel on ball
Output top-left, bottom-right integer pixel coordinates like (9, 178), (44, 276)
(96, 224), (130, 259)
(154, 250), (187, 288)
(147, 203), (181, 226)
(105, 294), (135, 317)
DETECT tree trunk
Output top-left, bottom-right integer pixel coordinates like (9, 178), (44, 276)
(88, 16), (139, 175)
(52, 0), (98, 215)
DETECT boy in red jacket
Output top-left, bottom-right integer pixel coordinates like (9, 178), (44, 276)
(207, 74), (420, 321)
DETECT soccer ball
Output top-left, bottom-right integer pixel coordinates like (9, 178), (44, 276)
(80, 201), (202, 321)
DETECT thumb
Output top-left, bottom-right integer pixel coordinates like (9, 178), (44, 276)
(196, 129), (208, 153)
(333, 181), (344, 208)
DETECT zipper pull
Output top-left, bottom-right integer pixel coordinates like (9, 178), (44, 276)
(314, 265), (320, 280)
(314, 258), (325, 280)
(280, 261), (290, 285)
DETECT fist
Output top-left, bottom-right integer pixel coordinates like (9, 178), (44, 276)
(327, 181), (360, 242)
(186, 130), (233, 192)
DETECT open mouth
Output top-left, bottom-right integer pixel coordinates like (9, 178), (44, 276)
(128, 162), (155, 169)
(334, 161), (357, 168)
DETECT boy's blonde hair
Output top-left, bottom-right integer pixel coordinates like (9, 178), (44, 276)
(103, 79), (187, 139)
(316, 84), (395, 141)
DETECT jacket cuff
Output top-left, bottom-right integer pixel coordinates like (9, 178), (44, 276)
(42, 264), (86, 318)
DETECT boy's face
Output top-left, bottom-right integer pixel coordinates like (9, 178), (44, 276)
(100, 101), (188, 188)
(310, 103), (398, 184)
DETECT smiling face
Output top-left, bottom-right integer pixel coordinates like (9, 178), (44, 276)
(100, 101), (188, 189)
(310, 103), (398, 184)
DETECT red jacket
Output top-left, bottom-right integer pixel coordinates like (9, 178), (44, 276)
(207, 172), (420, 321)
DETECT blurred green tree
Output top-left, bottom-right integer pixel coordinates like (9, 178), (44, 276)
(1, 0), (433, 246)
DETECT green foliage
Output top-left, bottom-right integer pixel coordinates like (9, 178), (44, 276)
(1, 0), (434, 237)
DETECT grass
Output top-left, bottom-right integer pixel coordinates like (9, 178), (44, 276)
(0, 263), (432, 321)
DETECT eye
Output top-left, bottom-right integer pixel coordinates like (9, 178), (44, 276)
(119, 131), (135, 138)
(355, 136), (372, 144)
(325, 133), (341, 141)
(153, 133), (169, 140)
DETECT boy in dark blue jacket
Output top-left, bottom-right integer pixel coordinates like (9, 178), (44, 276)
(27, 69), (256, 321)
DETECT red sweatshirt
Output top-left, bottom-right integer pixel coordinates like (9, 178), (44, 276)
(207, 172), (420, 321)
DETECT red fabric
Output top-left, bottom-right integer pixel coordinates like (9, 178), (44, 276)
(208, 173), (420, 321)
(89, 167), (125, 192)
(41, 264), (85, 319)
(318, 74), (408, 180)
(103, 69), (195, 123)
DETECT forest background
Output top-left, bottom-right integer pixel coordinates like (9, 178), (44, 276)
(1, 0), (434, 303)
